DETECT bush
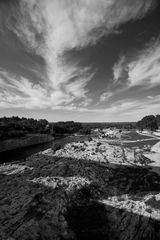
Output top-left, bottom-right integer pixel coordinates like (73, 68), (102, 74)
(97, 142), (101, 146)
(81, 147), (85, 151)
(88, 136), (92, 142)
(52, 143), (62, 152)
(79, 127), (91, 135)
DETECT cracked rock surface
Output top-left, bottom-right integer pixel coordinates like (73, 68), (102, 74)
(0, 140), (160, 240)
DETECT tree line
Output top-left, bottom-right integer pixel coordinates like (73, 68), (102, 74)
(0, 116), (49, 140)
(0, 117), (84, 140)
(51, 121), (82, 135)
(136, 115), (160, 131)
(1, 115), (159, 140)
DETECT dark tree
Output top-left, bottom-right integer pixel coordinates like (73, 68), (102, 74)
(0, 116), (50, 140)
(156, 115), (160, 128)
(137, 115), (158, 131)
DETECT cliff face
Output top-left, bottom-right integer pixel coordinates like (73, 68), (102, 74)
(0, 134), (54, 152)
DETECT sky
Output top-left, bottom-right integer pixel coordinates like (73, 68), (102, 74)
(0, 0), (160, 122)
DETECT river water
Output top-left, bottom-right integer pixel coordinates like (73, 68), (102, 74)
(0, 135), (88, 164)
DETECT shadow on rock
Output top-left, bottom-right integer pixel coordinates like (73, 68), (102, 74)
(1, 153), (160, 239)
(65, 200), (160, 240)
(65, 201), (110, 240)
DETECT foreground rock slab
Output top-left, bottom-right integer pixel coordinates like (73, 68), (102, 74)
(1, 139), (160, 240)
(30, 176), (91, 193)
(0, 164), (33, 175)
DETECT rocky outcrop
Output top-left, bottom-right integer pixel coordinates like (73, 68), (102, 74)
(1, 139), (160, 239)
(151, 141), (160, 153)
(0, 134), (54, 152)
(0, 164), (33, 175)
(43, 139), (152, 167)
(30, 176), (91, 193)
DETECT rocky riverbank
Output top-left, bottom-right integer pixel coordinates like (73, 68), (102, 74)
(42, 138), (153, 166)
(0, 134), (54, 153)
(0, 137), (160, 239)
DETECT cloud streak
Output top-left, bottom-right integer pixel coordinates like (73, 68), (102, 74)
(113, 38), (160, 89)
(103, 94), (160, 120)
(0, 0), (157, 110)
(128, 39), (160, 88)
(100, 92), (113, 102)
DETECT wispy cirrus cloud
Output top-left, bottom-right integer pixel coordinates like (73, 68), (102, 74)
(0, 69), (93, 109)
(0, 0), (157, 110)
(128, 39), (160, 88)
(78, 94), (160, 121)
(113, 38), (160, 89)
(100, 92), (113, 102)
(113, 56), (127, 83)
(103, 94), (160, 120)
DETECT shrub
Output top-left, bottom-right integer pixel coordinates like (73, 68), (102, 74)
(52, 143), (62, 152)
(97, 142), (101, 146)
(88, 136), (92, 142)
